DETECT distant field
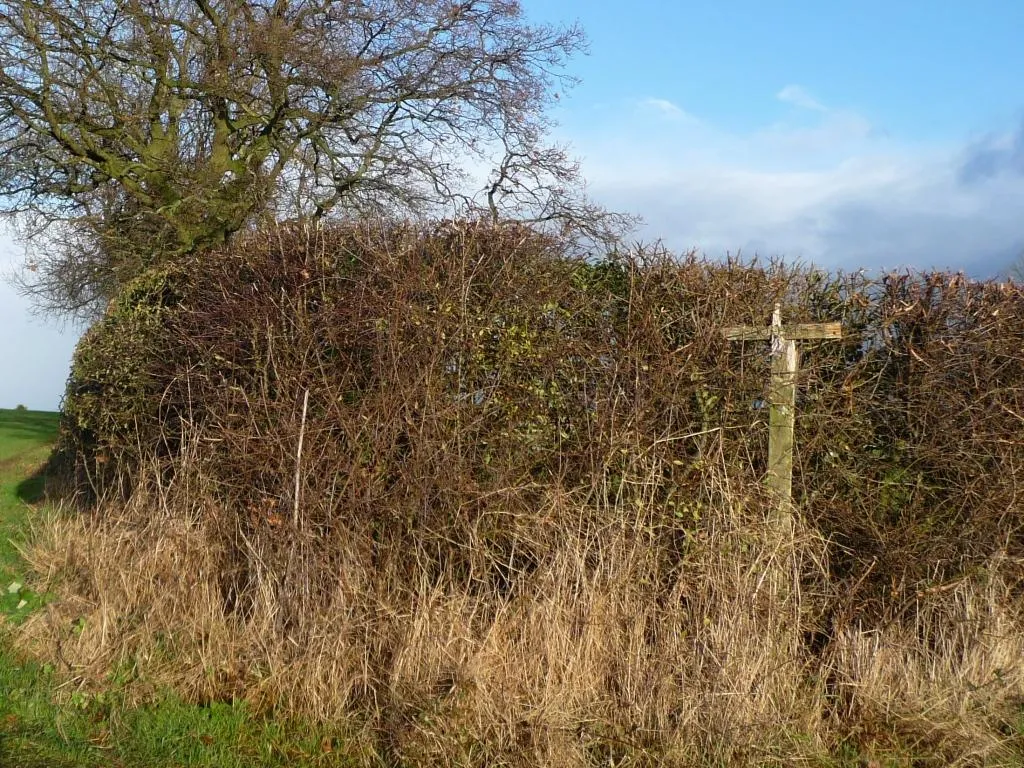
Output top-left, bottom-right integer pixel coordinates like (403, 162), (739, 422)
(0, 407), (58, 460)
(0, 408), (59, 594)
(0, 408), (353, 767)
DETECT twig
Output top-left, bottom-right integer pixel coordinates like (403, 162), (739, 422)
(294, 389), (309, 527)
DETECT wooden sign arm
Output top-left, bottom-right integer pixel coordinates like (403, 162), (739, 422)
(721, 322), (843, 342)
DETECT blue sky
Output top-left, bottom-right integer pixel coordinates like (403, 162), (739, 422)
(3, 0), (1024, 409)
(527, 0), (1024, 273)
(531, 0), (1024, 140)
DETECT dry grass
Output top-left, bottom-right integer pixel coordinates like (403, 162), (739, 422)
(15, 451), (1024, 766)
(825, 565), (1024, 764)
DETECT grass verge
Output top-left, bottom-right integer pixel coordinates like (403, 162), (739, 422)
(19, 450), (1024, 767)
(0, 408), (363, 768)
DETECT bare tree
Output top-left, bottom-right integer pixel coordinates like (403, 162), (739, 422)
(0, 0), (631, 318)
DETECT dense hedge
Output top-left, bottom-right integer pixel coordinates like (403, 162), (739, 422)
(58, 265), (188, 500)
(59, 220), (1024, 626)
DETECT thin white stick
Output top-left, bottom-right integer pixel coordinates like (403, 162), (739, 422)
(294, 389), (309, 527)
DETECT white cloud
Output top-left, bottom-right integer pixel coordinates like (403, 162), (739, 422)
(958, 119), (1024, 183)
(566, 98), (1023, 277)
(776, 84), (828, 112)
(592, 161), (1021, 273)
(641, 97), (698, 122)
(756, 111), (875, 153)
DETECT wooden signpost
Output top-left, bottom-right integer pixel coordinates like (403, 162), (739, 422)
(722, 304), (841, 533)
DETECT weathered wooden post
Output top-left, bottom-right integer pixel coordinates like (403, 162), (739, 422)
(722, 304), (841, 532)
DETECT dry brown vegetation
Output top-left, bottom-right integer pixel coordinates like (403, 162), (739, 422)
(17, 221), (1024, 765)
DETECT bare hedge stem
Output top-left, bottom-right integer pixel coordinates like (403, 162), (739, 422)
(294, 388), (309, 527)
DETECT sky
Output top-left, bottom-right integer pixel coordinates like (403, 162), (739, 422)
(1, 243), (80, 411)
(525, 0), (1024, 274)
(3, 0), (1024, 410)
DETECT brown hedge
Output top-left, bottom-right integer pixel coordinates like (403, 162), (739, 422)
(58, 219), (1024, 628)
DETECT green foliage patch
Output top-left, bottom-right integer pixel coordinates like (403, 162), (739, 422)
(0, 647), (362, 767)
(58, 266), (191, 501)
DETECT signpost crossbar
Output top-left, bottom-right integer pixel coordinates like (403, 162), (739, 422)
(721, 322), (842, 342)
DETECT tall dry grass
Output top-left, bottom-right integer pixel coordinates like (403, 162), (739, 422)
(16, 446), (1024, 766)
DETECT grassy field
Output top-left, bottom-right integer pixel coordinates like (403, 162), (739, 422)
(0, 408), (360, 768)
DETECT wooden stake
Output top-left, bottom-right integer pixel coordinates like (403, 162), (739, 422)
(722, 304), (841, 531)
(294, 389), (309, 528)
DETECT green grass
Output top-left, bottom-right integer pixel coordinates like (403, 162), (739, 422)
(0, 408), (367, 768)
(0, 408), (59, 621)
